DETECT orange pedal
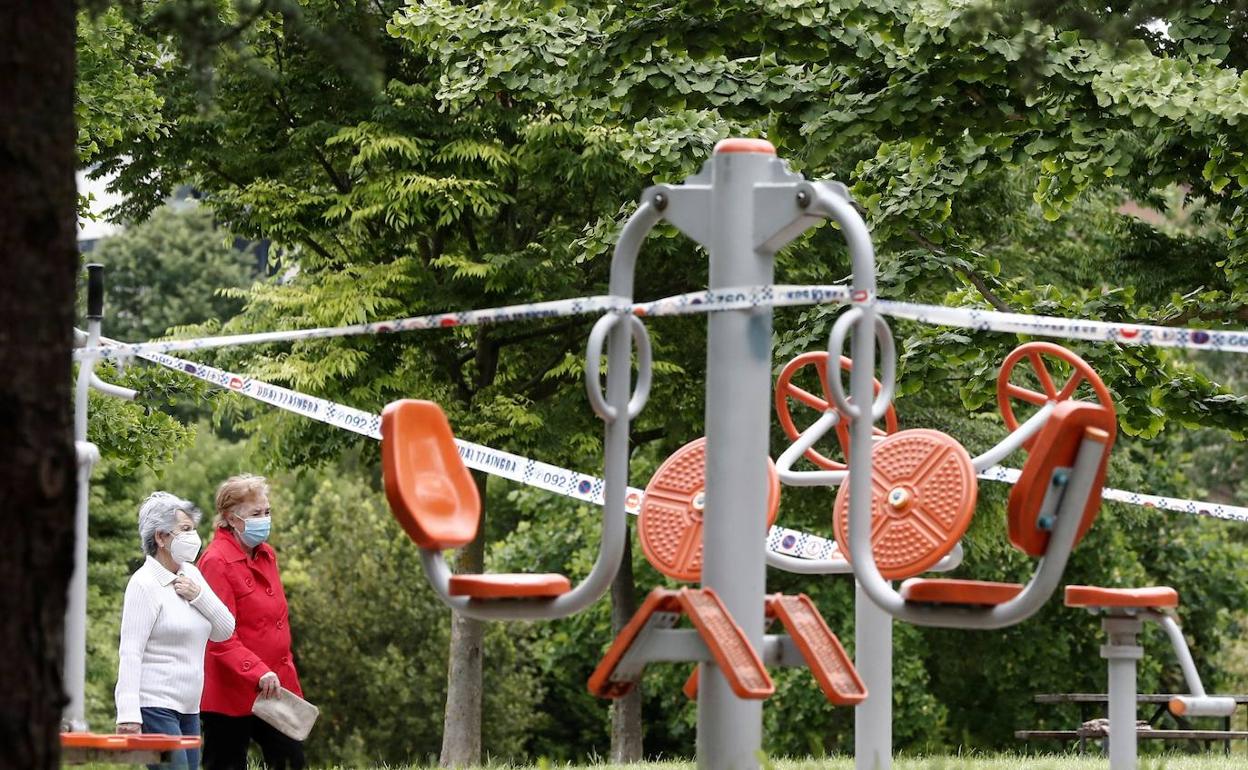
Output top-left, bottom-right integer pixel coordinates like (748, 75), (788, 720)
(682, 667), (700, 700)
(639, 437), (780, 581)
(588, 587), (773, 701)
(588, 589), (683, 699)
(833, 429), (976, 579)
(769, 594), (866, 706)
(681, 589), (774, 699)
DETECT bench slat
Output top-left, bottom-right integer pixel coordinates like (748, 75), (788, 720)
(1017, 730), (1248, 740)
(1035, 693), (1248, 704)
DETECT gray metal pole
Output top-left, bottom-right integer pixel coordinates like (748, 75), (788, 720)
(1104, 616), (1143, 770)
(64, 264), (105, 732)
(855, 584), (892, 770)
(698, 140), (778, 770)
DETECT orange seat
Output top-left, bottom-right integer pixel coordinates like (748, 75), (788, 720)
(61, 732), (200, 751)
(1064, 585), (1179, 609)
(381, 400), (480, 550)
(449, 573), (572, 599)
(381, 400), (572, 601)
(1008, 401), (1116, 556)
(900, 578), (1025, 607)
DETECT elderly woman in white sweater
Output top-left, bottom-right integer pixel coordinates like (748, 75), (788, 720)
(115, 492), (234, 770)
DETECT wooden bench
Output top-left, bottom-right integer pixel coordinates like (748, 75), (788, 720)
(1018, 693), (1248, 755)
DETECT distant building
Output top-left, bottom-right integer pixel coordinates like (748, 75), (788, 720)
(76, 169), (271, 274)
(76, 170), (123, 252)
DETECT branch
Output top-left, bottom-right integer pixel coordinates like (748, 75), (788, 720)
(269, 94), (353, 195)
(454, 318), (588, 367)
(907, 229), (1013, 312)
(474, 327), (499, 390)
(492, 318), (588, 350)
(1160, 304), (1248, 327)
(631, 427), (666, 445)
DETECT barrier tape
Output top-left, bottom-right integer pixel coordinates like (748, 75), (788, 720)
(876, 300), (1248, 355)
(75, 285), (859, 362)
(135, 349), (639, 513)
(77, 295), (629, 362)
(129, 347), (849, 559)
(76, 283), (1248, 361)
(121, 345), (1248, 551)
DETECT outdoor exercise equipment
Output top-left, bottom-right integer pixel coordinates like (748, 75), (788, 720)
(831, 428), (977, 579)
(591, 438), (866, 708)
(774, 351), (898, 471)
(637, 437), (780, 582)
(382, 398), (623, 619)
(63, 265), (196, 766)
(998, 341), (1116, 450)
(384, 138), (870, 769)
(61, 732), (201, 766)
(1065, 585), (1236, 770)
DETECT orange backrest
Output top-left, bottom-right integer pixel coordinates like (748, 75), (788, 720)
(381, 400), (481, 550)
(1008, 401), (1116, 556)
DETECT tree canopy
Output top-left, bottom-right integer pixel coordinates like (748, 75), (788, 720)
(75, 0), (1248, 763)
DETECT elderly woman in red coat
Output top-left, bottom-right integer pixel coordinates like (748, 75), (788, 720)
(197, 474), (304, 770)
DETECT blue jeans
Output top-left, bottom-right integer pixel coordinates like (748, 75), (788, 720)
(140, 707), (201, 770)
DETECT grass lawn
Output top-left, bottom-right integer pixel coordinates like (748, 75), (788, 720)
(277, 756), (1248, 769)
(72, 754), (1248, 769)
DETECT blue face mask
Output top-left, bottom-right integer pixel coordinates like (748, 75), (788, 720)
(236, 516), (271, 548)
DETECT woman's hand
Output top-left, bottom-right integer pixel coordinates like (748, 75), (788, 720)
(116, 722), (141, 735)
(257, 671), (281, 699)
(172, 576), (201, 602)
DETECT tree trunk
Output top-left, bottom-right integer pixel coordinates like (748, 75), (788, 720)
(0, 2), (79, 768)
(609, 536), (643, 762)
(439, 470), (487, 768)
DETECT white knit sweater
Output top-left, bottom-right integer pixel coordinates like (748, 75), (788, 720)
(115, 556), (235, 724)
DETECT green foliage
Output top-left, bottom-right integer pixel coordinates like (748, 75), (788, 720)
(87, 204), (258, 343)
(276, 467), (544, 765)
(82, 423), (252, 728)
(77, 0), (1248, 762)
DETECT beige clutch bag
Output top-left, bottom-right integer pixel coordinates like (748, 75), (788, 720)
(252, 687), (320, 741)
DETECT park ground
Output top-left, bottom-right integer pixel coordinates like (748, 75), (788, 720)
(75, 756), (1248, 770)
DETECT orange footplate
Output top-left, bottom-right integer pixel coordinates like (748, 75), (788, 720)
(769, 594), (866, 705)
(588, 587), (773, 700)
(682, 594), (866, 705)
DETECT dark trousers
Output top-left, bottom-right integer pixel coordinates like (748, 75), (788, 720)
(201, 712), (305, 770)
(140, 707), (201, 770)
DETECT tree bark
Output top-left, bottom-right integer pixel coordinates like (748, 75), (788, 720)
(609, 536), (643, 762)
(439, 470), (487, 768)
(0, 2), (79, 768)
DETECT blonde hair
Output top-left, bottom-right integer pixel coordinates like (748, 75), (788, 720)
(214, 473), (270, 529)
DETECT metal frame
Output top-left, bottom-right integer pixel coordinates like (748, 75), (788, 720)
(65, 265), (138, 732)
(1084, 606), (1237, 770)
(626, 146), (850, 770)
(414, 203), (664, 622)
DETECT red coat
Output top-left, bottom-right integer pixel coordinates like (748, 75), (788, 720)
(198, 530), (302, 716)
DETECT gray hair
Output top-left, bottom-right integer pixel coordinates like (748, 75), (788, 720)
(138, 491), (202, 556)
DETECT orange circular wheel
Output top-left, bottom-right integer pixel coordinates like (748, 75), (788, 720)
(833, 429), (977, 579)
(775, 351), (899, 471)
(997, 342), (1114, 450)
(638, 437), (781, 581)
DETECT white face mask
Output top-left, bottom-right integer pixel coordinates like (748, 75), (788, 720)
(169, 530), (202, 565)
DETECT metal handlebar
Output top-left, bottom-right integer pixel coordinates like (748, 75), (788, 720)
(417, 201), (662, 621)
(585, 313), (652, 422)
(827, 308), (895, 422)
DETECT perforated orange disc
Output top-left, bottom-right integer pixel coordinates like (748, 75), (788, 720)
(639, 437), (781, 581)
(833, 429), (977, 579)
